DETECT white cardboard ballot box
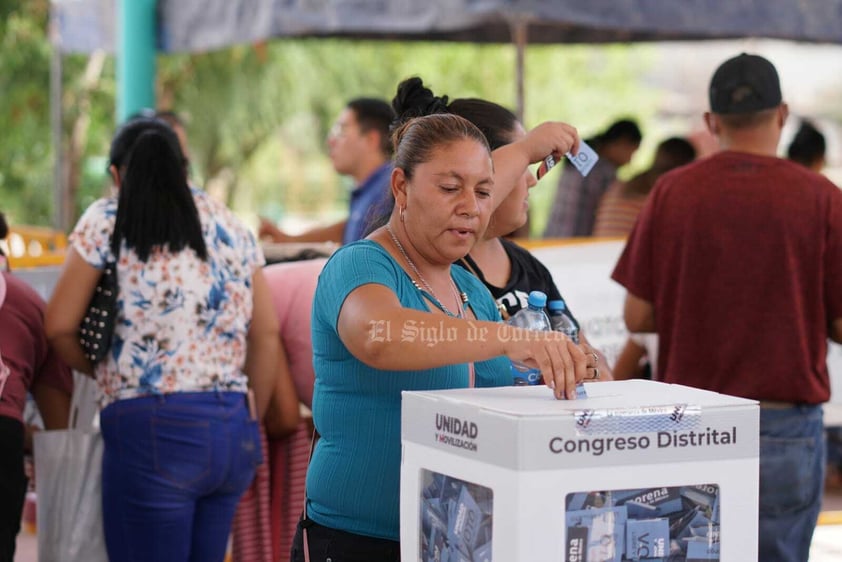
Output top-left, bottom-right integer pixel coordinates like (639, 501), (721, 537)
(400, 380), (759, 562)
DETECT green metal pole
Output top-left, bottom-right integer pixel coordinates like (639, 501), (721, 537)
(117, 0), (157, 123)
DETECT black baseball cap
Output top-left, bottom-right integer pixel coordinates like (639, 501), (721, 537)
(709, 53), (782, 114)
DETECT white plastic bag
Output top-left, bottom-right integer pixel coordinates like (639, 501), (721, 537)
(33, 373), (107, 562)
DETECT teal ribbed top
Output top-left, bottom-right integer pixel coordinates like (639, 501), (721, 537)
(307, 241), (510, 540)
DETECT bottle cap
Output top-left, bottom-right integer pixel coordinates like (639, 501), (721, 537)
(527, 290), (547, 309)
(547, 299), (566, 312)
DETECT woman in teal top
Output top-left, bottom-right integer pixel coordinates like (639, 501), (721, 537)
(292, 113), (589, 562)
(309, 242), (508, 540)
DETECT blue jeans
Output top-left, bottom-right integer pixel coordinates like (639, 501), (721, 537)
(758, 405), (825, 562)
(100, 392), (262, 562)
(826, 426), (842, 467)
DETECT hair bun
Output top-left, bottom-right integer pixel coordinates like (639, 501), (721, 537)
(392, 77), (449, 126)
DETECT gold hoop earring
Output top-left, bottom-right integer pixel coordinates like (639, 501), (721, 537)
(400, 206), (406, 223)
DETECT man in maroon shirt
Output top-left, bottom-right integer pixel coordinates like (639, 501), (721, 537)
(612, 53), (842, 562)
(0, 272), (73, 562)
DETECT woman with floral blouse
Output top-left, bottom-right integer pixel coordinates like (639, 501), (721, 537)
(46, 117), (280, 562)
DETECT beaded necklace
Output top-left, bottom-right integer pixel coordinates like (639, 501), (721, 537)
(385, 224), (468, 318)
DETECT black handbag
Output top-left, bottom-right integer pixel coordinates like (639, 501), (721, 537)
(79, 259), (118, 364)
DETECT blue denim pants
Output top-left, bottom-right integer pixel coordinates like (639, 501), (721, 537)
(100, 392), (262, 562)
(758, 404), (825, 562)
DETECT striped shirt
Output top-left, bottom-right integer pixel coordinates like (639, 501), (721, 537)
(592, 181), (647, 237)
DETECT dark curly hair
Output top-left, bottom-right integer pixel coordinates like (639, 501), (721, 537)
(787, 120), (826, 169)
(392, 76), (519, 151)
(363, 77), (513, 236)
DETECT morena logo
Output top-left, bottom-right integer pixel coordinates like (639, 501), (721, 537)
(566, 527), (588, 562)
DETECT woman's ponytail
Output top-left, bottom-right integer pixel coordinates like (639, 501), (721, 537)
(109, 119), (207, 262)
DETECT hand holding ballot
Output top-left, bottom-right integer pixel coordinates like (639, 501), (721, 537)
(499, 323), (589, 400)
(538, 140), (600, 180)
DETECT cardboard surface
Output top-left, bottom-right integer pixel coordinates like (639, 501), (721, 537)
(401, 380), (759, 561)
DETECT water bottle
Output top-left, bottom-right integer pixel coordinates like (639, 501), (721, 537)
(549, 299), (589, 399)
(507, 291), (552, 385)
(548, 300), (579, 344)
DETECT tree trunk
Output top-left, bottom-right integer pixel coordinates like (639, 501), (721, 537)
(63, 51), (106, 226)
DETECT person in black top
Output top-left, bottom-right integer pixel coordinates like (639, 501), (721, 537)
(787, 119), (826, 172)
(459, 237), (572, 322)
(393, 77), (611, 378)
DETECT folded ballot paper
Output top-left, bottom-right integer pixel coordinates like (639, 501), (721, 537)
(565, 484), (720, 561)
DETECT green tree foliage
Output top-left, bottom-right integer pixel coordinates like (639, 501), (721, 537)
(160, 39), (535, 222)
(0, 0), (53, 224)
(217, 40), (661, 234)
(1, 3), (661, 234)
(0, 0), (115, 228)
(186, 39), (663, 234)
